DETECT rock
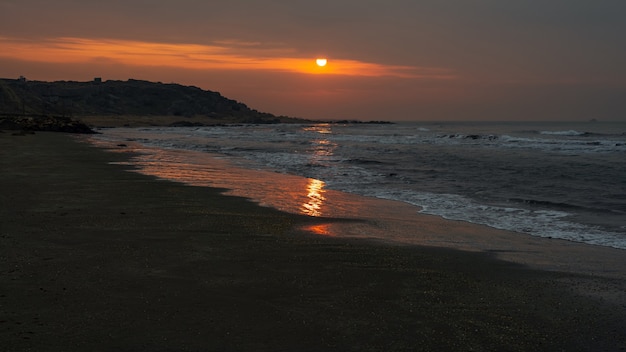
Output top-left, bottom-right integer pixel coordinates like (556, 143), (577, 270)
(168, 120), (206, 127)
(0, 115), (97, 134)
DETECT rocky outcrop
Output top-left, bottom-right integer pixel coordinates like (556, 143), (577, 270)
(0, 115), (97, 134)
(0, 78), (302, 124)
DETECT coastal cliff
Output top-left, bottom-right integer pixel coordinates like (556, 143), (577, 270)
(0, 78), (304, 130)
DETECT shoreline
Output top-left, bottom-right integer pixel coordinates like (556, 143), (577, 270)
(89, 122), (626, 252)
(2, 131), (625, 351)
(88, 133), (626, 281)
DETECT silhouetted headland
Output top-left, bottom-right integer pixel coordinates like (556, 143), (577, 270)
(0, 77), (314, 131)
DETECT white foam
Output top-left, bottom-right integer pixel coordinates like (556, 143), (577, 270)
(540, 130), (585, 136)
(91, 125), (626, 250)
(361, 189), (626, 250)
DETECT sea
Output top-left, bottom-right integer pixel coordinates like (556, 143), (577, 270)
(89, 120), (626, 250)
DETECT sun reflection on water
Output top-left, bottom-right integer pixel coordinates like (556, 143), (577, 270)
(303, 123), (332, 134)
(305, 223), (334, 236)
(88, 132), (338, 219)
(301, 178), (326, 217)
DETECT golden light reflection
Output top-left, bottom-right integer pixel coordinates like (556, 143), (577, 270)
(303, 123), (332, 134)
(0, 36), (456, 79)
(305, 223), (334, 236)
(312, 139), (335, 156)
(301, 178), (326, 217)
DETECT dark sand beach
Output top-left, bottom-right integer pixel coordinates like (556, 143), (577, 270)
(2, 132), (625, 351)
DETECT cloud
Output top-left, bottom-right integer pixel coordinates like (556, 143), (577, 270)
(0, 36), (455, 79)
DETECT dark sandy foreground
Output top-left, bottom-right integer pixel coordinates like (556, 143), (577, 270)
(1, 132), (625, 351)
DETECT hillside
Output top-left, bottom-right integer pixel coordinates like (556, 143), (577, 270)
(0, 78), (304, 126)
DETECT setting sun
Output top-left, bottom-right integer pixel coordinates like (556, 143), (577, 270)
(316, 58), (327, 67)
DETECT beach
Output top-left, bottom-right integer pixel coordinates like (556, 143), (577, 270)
(2, 131), (625, 351)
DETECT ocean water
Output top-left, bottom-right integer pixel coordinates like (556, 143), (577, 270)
(90, 121), (626, 249)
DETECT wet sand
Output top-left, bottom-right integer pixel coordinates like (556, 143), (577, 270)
(1, 132), (625, 351)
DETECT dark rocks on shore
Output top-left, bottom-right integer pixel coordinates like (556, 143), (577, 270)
(168, 120), (206, 127)
(0, 115), (97, 134)
(329, 119), (395, 124)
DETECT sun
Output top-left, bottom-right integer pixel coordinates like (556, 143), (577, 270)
(316, 58), (327, 67)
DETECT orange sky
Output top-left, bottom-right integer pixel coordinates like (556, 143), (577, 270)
(1, 1), (625, 121)
(0, 36), (454, 79)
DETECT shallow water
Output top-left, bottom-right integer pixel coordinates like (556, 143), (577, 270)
(89, 120), (626, 249)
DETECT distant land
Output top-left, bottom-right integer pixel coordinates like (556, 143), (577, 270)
(0, 77), (392, 133)
(0, 77), (303, 123)
(0, 77), (310, 129)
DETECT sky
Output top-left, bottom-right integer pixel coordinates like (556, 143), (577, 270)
(1, 0), (625, 121)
